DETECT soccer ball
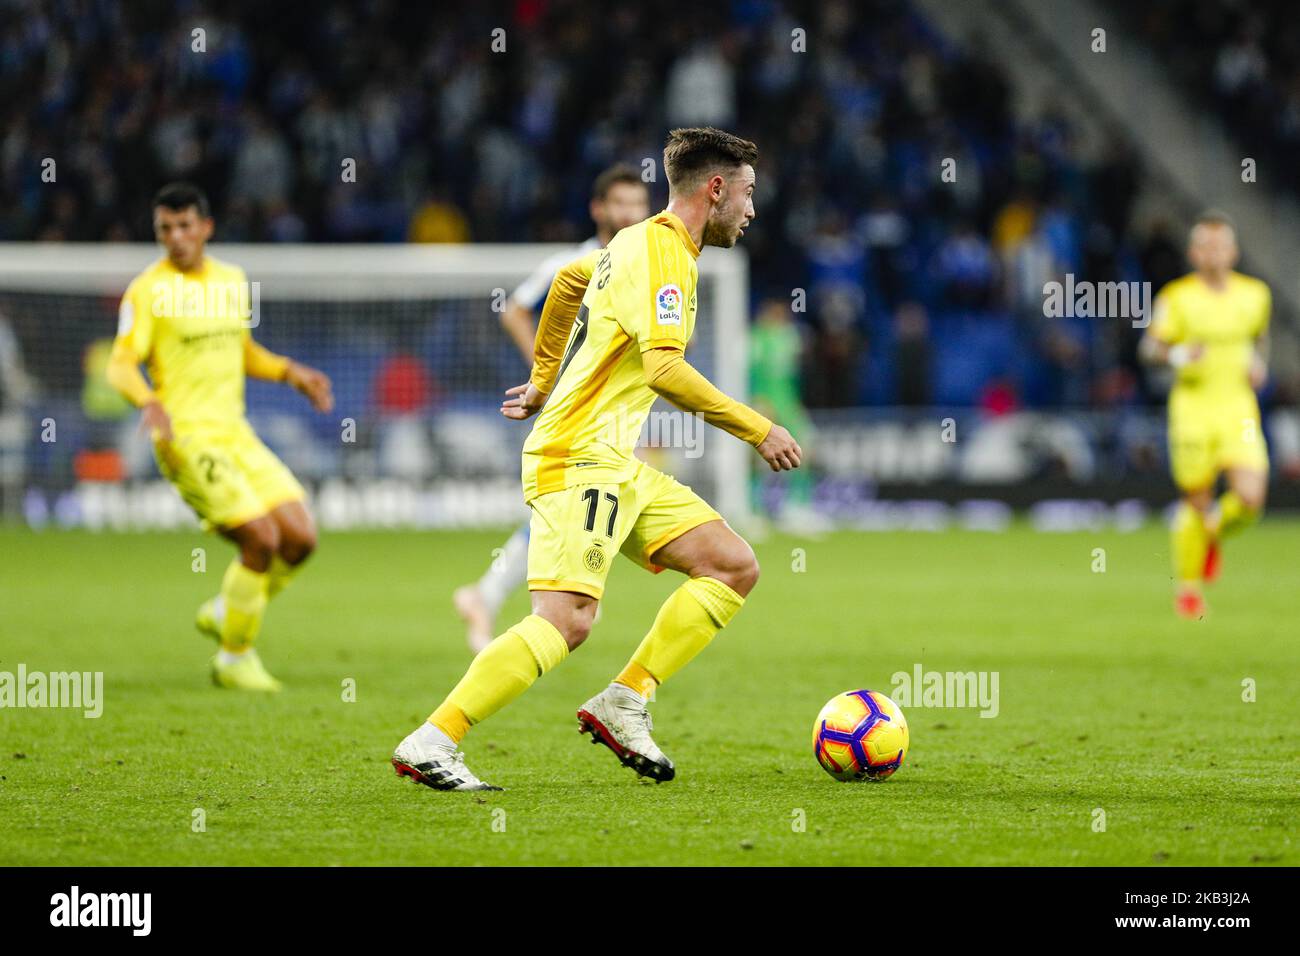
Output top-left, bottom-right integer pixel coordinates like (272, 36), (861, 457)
(812, 689), (909, 782)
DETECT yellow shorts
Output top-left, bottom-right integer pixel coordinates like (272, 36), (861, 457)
(527, 460), (721, 599)
(1168, 390), (1269, 491)
(155, 422), (305, 530)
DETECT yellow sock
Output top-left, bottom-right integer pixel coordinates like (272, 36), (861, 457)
(266, 556), (302, 600)
(1171, 502), (1208, 586)
(428, 703), (471, 743)
(219, 560), (269, 652)
(1216, 491), (1259, 539)
(615, 662), (658, 700)
(618, 576), (744, 691)
(428, 614), (569, 743)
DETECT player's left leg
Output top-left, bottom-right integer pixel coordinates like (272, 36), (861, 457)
(264, 499), (317, 600)
(1203, 467), (1267, 582)
(1217, 467), (1268, 535)
(577, 517), (757, 781)
(1202, 404), (1269, 583)
(200, 508), (307, 648)
(613, 518), (758, 698)
(577, 466), (756, 780)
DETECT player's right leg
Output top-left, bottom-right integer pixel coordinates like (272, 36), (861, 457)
(1171, 487), (1213, 619)
(1167, 411), (1216, 618)
(393, 484), (618, 791)
(392, 589), (595, 791)
(154, 432), (284, 689)
(206, 515), (284, 691)
(453, 522), (530, 653)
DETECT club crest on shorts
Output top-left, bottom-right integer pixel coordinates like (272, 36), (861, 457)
(655, 283), (683, 326)
(583, 545), (607, 573)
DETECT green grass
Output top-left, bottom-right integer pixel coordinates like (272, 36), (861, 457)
(0, 522), (1296, 866)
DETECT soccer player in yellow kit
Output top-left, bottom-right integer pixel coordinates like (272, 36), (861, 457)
(106, 184), (335, 690)
(452, 164), (651, 653)
(393, 128), (802, 790)
(1141, 212), (1270, 619)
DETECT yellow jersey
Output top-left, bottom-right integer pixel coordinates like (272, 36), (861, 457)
(115, 255), (255, 430)
(1150, 271), (1270, 401)
(522, 211), (700, 500)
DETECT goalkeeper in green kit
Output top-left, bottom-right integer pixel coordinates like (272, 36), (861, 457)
(750, 299), (826, 533)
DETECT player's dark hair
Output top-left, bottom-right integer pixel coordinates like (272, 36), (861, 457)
(591, 163), (645, 200)
(1194, 209), (1236, 232)
(153, 182), (211, 219)
(663, 127), (758, 194)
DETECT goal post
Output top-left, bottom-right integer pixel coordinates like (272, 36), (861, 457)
(0, 242), (752, 529)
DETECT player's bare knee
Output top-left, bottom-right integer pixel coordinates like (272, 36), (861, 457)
(238, 520), (280, 570)
(533, 593), (597, 650)
(566, 613), (594, 650)
(280, 528), (317, 566)
(729, 550), (760, 596)
(699, 541), (759, 596)
(552, 603), (595, 650)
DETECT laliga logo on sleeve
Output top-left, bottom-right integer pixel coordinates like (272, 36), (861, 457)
(655, 284), (683, 326)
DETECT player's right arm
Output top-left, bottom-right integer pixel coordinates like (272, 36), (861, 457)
(500, 247), (584, 367)
(502, 250), (600, 420)
(105, 278), (172, 441)
(1140, 283), (1202, 370)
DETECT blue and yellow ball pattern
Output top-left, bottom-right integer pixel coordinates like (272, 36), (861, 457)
(812, 689), (909, 781)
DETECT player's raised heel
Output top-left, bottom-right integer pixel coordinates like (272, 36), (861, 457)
(195, 597), (222, 642)
(577, 706), (676, 782)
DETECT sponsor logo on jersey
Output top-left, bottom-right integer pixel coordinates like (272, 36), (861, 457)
(655, 283), (683, 326)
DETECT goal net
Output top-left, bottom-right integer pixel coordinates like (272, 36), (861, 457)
(0, 243), (751, 530)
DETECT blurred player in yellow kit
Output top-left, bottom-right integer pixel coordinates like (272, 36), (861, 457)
(1141, 211), (1270, 619)
(107, 184), (334, 689)
(392, 128), (803, 790)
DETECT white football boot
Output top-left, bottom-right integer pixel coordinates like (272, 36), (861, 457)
(392, 728), (502, 792)
(577, 684), (676, 782)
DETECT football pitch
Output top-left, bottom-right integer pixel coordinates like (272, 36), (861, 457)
(1, 521), (1295, 867)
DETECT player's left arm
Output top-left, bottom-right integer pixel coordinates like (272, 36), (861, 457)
(1250, 285), (1271, 390)
(234, 267), (333, 413)
(643, 346), (801, 471)
(502, 250), (599, 420)
(1140, 286), (1202, 368)
(244, 336), (335, 413)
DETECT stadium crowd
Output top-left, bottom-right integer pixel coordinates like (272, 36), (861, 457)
(0, 0), (1283, 414)
(1119, 0), (1300, 196)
